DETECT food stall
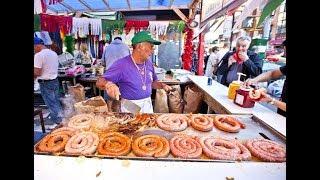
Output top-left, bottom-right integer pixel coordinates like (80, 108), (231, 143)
(34, 1), (286, 179)
(35, 92), (286, 180)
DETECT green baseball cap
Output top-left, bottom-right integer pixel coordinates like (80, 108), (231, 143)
(131, 31), (161, 45)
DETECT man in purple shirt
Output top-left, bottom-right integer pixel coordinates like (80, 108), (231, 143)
(96, 31), (172, 113)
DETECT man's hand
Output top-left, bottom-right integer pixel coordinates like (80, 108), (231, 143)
(105, 82), (121, 100)
(259, 91), (272, 103)
(238, 51), (249, 61)
(162, 84), (173, 92)
(34, 67), (42, 79)
(244, 78), (258, 87)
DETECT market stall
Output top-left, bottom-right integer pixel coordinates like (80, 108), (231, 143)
(34, 1), (286, 179)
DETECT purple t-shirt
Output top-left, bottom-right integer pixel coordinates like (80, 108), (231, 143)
(103, 55), (158, 100)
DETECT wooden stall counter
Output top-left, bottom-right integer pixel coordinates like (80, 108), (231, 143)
(34, 155), (285, 180)
(188, 75), (286, 137)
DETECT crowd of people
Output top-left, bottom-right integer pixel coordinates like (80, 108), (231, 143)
(34, 32), (287, 123)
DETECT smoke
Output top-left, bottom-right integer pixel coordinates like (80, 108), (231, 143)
(60, 94), (77, 125)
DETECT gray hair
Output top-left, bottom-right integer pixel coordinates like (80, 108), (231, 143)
(236, 36), (251, 45)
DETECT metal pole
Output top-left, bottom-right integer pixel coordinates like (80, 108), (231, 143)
(229, 13), (235, 51)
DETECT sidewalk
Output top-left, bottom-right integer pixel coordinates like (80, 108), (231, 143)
(34, 108), (58, 132)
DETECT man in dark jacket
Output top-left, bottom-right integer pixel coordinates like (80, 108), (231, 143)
(216, 36), (263, 86)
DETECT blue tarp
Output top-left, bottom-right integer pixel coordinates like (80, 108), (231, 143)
(47, 0), (192, 13)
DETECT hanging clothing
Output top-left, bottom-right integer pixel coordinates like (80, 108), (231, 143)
(34, 15), (41, 31)
(40, 14), (72, 34)
(35, 31), (53, 45)
(34, 0), (42, 14)
(57, 16), (72, 35)
(148, 21), (169, 36)
(72, 18), (102, 40)
(40, 0), (47, 13)
(98, 41), (105, 59)
(89, 36), (95, 58)
(40, 14), (59, 32)
(102, 20), (126, 34)
(125, 20), (149, 34)
(49, 31), (63, 53)
(89, 18), (102, 41)
(72, 17), (90, 38)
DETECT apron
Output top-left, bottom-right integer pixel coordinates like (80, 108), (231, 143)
(121, 97), (153, 113)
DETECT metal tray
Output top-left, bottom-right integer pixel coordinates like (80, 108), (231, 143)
(34, 113), (286, 163)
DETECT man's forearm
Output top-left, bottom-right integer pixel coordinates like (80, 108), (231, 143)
(252, 70), (273, 83)
(253, 69), (283, 83)
(275, 99), (286, 112)
(152, 81), (166, 89)
(34, 68), (42, 79)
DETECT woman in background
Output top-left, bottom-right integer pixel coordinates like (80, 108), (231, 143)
(74, 43), (93, 66)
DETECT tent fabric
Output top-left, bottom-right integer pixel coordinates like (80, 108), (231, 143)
(41, 0), (193, 13)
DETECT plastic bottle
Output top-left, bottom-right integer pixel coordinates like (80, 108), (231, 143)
(228, 73), (246, 99)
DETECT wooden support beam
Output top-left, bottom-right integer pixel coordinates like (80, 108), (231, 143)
(173, 8), (188, 22)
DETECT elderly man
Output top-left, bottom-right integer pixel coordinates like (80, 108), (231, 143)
(34, 37), (63, 125)
(96, 31), (172, 113)
(216, 36), (263, 86)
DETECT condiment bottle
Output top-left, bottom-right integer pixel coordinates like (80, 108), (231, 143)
(228, 73), (246, 100)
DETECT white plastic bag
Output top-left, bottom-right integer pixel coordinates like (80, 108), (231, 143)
(267, 79), (285, 98)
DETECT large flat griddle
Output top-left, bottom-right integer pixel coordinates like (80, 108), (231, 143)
(34, 113), (286, 163)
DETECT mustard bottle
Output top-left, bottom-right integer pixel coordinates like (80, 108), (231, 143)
(228, 73), (246, 100)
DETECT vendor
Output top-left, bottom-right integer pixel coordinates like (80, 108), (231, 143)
(96, 31), (172, 113)
(246, 40), (287, 117)
(74, 43), (93, 67)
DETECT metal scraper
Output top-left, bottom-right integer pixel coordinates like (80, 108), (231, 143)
(121, 98), (141, 115)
